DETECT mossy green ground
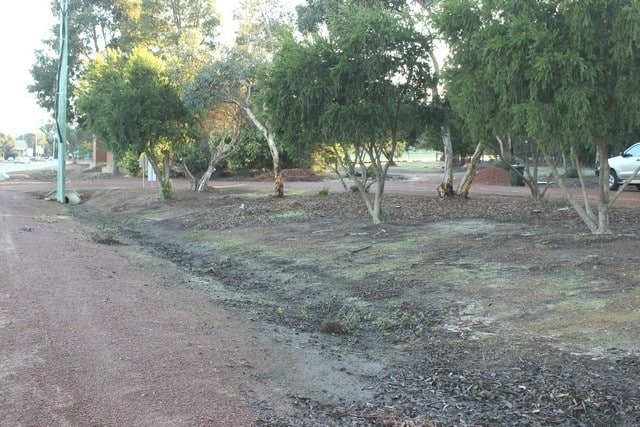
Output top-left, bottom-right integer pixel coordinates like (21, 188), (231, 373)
(74, 187), (640, 357)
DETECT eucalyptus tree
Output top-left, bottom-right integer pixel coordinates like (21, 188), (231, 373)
(0, 133), (16, 160)
(184, 54), (285, 196)
(76, 47), (191, 198)
(264, 3), (436, 223)
(233, 0), (295, 59)
(179, 103), (247, 192)
(296, 0), (408, 33)
(436, 0), (640, 234)
(30, 0), (121, 119)
(532, 0), (640, 234)
(30, 0), (220, 121)
(119, 0), (221, 85)
(181, 0), (297, 197)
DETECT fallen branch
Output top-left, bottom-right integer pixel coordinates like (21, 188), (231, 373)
(348, 245), (372, 255)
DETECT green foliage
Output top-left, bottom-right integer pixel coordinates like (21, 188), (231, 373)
(76, 47), (192, 193)
(161, 179), (174, 199)
(31, 0), (220, 123)
(564, 166), (579, 179)
(224, 129), (273, 173)
(271, 5), (436, 147)
(119, 151), (142, 177)
(437, 0), (640, 152)
(264, 3), (438, 222)
(77, 46), (190, 156)
(180, 140), (210, 177)
(183, 56), (248, 113)
(296, 0), (408, 34)
(435, 0), (640, 234)
(234, 0), (295, 62)
(316, 187), (329, 196)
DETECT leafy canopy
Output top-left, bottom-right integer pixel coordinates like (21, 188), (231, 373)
(265, 3), (435, 152)
(75, 46), (189, 159)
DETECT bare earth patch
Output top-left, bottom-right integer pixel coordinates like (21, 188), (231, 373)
(70, 182), (640, 426)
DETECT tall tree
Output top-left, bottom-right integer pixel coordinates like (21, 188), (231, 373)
(182, 0), (296, 197)
(30, 0), (121, 119)
(296, 0), (408, 33)
(0, 133), (16, 160)
(184, 54), (285, 196)
(435, 0), (640, 234)
(265, 4), (436, 223)
(30, 0), (220, 120)
(233, 0), (295, 60)
(76, 47), (191, 198)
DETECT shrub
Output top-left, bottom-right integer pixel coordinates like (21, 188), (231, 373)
(120, 151), (142, 177)
(564, 166), (579, 179)
(161, 180), (174, 199)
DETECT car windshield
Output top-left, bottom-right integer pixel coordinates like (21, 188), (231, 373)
(625, 143), (640, 157)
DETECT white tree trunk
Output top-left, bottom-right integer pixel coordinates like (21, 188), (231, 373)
(457, 142), (485, 198)
(495, 135), (506, 159)
(239, 104), (283, 197)
(543, 148), (612, 235)
(438, 127), (454, 197)
(197, 163), (216, 192)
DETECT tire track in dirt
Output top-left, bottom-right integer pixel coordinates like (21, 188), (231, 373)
(0, 191), (16, 259)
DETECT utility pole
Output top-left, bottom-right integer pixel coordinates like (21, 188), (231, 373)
(56, 0), (68, 203)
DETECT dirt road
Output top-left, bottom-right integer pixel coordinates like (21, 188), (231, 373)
(0, 189), (301, 425)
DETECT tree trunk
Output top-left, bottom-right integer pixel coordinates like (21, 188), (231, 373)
(496, 135), (505, 158)
(239, 104), (284, 197)
(269, 132), (284, 197)
(438, 127), (455, 197)
(179, 160), (197, 190)
(197, 163), (216, 192)
(596, 140), (612, 234)
(144, 149), (173, 199)
(543, 148), (611, 235)
(160, 150), (173, 198)
(457, 142), (485, 198)
(370, 165), (387, 224)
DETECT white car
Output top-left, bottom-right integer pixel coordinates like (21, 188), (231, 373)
(607, 142), (640, 190)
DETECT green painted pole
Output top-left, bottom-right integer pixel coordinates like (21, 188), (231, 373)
(56, 0), (68, 203)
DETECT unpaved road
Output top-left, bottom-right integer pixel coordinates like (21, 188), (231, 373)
(0, 189), (301, 425)
(0, 185), (395, 426)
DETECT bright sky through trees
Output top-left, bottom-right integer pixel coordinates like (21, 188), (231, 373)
(0, 0), (300, 137)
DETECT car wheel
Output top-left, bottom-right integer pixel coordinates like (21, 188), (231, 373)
(609, 170), (620, 191)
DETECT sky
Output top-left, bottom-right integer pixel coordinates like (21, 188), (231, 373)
(0, 1), (299, 138)
(0, 0), (56, 137)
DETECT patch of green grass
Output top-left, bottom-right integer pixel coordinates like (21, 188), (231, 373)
(548, 298), (608, 312)
(275, 210), (306, 220)
(539, 197), (571, 208)
(338, 307), (361, 332)
(298, 305), (315, 321)
(316, 187), (330, 196)
(551, 276), (591, 296)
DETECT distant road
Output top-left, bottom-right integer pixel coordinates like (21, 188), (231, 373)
(0, 160), (58, 179)
(1, 160), (639, 209)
